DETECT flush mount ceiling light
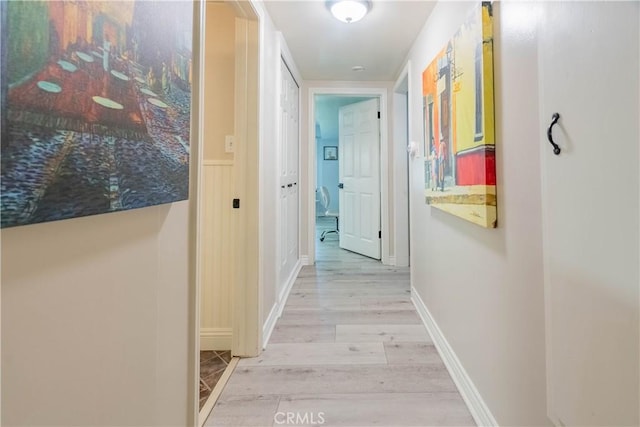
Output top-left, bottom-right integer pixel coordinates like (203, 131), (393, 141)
(327, 0), (371, 24)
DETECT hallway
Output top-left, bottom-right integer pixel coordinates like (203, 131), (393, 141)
(205, 218), (474, 426)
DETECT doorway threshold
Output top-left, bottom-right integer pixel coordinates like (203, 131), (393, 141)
(198, 356), (239, 427)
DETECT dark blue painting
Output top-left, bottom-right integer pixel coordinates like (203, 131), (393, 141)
(0, 1), (193, 228)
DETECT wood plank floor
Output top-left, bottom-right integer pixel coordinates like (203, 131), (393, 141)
(205, 218), (475, 426)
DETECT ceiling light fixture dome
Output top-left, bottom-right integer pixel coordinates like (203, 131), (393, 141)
(327, 0), (371, 24)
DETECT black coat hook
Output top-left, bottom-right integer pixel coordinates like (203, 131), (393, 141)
(547, 113), (561, 155)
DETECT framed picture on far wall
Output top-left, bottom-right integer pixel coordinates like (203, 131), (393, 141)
(324, 146), (337, 160)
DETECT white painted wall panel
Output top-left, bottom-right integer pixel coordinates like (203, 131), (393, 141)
(404, 2), (548, 425)
(2, 204), (192, 426)
(200, 163), (235, 349)
(538, 3), (639, 425)
(0, 5), (204, 423)
(405, 3), (639, 424)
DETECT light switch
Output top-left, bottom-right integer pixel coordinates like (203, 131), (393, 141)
(225, 135), (234, 153)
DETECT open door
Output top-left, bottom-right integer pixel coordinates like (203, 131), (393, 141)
(338, 98), (381, 259)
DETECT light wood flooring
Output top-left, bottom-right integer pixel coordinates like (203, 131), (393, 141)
(205, 218), (475, 426)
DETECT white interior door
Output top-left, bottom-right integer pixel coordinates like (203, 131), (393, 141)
(338, 98), (381, 259)
(278, 59), (299, 295)
(539, 3), (639, 426)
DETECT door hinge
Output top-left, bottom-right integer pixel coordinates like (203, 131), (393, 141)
(378, 230), (381, 239)
(377, 111), (380, 119)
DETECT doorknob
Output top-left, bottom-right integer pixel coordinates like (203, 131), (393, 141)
(338, 183), (344, 189)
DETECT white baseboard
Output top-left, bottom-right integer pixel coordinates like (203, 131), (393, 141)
(411, 287), (498, 427)
(394, 254), (409, 267)
(300, 255), (311, 266)
(200, 328), (232, 351)
(262, 303), (279, 350)
(277, 260), (302, 316)
(387, 256), (397, 266)
(262, 259), (303, 349)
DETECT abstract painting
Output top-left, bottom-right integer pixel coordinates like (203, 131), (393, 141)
(422, 2), (496, 228)
(0, 1), (193, 228)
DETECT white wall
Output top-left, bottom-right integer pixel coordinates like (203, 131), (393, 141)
(2, 204), (193, 426)
(203, 2), (236, 162)
(404, 2), (549, 425)
(1, 5), (202, 424)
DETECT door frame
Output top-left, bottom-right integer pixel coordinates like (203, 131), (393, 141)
(230, 1), (260, 359)
(306, 86), (389, 265)
(192, 1), (261, 423)
(392, 60), (412, 267)
(189, 2), (205, 424)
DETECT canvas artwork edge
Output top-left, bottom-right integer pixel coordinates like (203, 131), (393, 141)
(422, 1), (497, 229)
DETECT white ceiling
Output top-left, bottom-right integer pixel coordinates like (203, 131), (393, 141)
(263, 0), (437, 81)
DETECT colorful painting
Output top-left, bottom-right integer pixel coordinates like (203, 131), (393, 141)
(0, 1), (193, 228)
(422, 2), (496, 228)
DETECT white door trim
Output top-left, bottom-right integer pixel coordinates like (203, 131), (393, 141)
(231, 14), (260, 358)
(306, 86), (389, 265)
(189, 2), (206, 424)
(392, 60), (412, 267)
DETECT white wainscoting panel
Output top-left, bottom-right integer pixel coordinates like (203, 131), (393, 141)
(200, 162), (235, 350)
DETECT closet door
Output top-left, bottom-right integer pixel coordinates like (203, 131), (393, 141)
(278, 59), (299, 296)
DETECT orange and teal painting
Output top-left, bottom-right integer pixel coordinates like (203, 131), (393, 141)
(423, 2), (496, 228)
(0, 1), (193, 228)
